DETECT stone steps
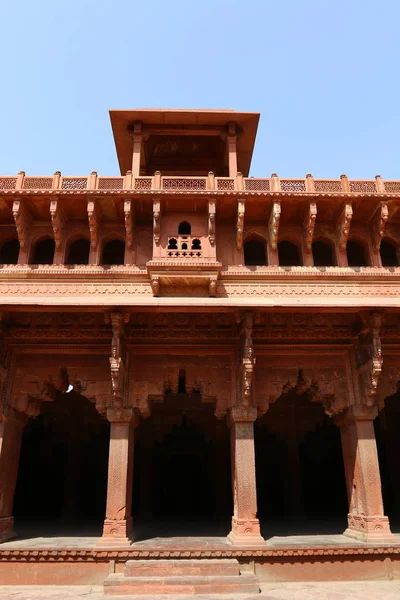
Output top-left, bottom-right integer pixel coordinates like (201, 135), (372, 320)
(104, 558), (261, 596)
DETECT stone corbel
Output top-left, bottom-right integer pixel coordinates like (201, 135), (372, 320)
(87, 200), (98, 250)
(208, 199), (216, 246)
(371, 201), (389, 253)
(355, 311), (384, 408)
(268, 201), (281, 251)
(150, 275), (160, 297)
(124, 200), (135, 260)
(237, 311), (255, 407)
(153, 199), (161, 244)
(49, 199), (66, 251)
(109, 312), (128, 418)
(337, 202), (353, 252)
(236, 199), (245, 251)
(209, 275), (218, 297)
(304, 201), (317, 253)
(12, 199), (31, 252)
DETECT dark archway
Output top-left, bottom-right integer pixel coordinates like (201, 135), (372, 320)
(312, 240), (335, 267)
(0, 238), (20, 264)
(178, 221), (191, 235)
(13, 391), (109, 536)
(31, 237), (55, 265)
(255, 389), (347, 538)
(346, 240), (369, 267)
(66, 238), (90, 265)
(101, 239), (125, 265)
(244, 239), (267, 266)
(278, 240), (302, 266)
(380, 239), (399, 267)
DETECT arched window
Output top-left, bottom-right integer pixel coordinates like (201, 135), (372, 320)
(346, 240), (368, 267)
(101, 239), (125, 265)
(178, 221), (191, 235)
(66, 238), (90, 265)
(312, 240), (335, 267)
(31, 237), (55, 265)
(244, 239), (267, 266)
(168, 238), (178, 250)
(0, 238), (20, 264)
(278, 240), (302, 266)
(380, 239), (399, 267)
(191, 238), (202, 250)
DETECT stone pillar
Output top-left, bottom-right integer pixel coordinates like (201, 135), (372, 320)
(0, 409), (26, 542)
(335, 406), (394, 543)
(227, 406), (264, 546)
(97, 408), (137, 546)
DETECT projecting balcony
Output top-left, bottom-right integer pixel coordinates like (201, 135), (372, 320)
(166, 235), (203, 258)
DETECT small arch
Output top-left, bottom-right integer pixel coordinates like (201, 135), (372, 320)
(191, 238), (202, 250)
(168, 238), (178, 250)
(178, 221), (191, 235)
(312, 240), (336, 267)
(346, 239), (369, 267)
(65, 238), (90, 265)
(31, 237), (55, 265)
(101, 239), (125, 265)
(278, 240), (302, 266)
(380, 238), (399, 267)
(0, 238), (20, 264)
(181, 242), (188, 250)
(244, 239), (267, 266)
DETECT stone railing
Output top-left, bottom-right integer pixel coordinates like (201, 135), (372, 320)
(166, 235), (203, 258)
(0, 171), (399, 194)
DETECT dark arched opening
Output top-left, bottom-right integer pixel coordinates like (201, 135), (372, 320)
(255, 389), (347, 538)
(346, 240), (369, 267)
(244, 239), (267, 266)
(13, 391), (109, 536)
(101, 239), (125, 265)
(0, 238), (20, 264)
(380, 239), (399, 267)
(278, 240), (302, 266)
(65, 238), (90, 265)
(178, 221), (191, 235)
(31, 237), (55, 265)
(312, 240), (335, 267)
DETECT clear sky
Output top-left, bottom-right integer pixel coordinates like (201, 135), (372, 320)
(1, 0), (399, 179)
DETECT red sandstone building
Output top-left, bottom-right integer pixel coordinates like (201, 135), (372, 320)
(0, 108), (400, 590)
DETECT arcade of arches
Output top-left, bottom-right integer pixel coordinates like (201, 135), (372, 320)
(1, 309), (400, 547)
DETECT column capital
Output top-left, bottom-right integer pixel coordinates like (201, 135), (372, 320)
(334, 405), (378, 427)
(230, 405), (257, 423)
(106, 407), (138, 425)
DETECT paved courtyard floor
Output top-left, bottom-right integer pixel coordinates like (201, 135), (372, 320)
(0, 582), (400, 600)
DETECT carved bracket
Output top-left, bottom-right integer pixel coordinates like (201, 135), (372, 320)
(153, 199), (161, 245)
(12, 200), (31, 251)
(371, 201), (389, 253)
(208, 199), (216, 246)
(124, 200), (135, 252)
(237, 311), (255, 407)
(50, 200), (66, 251)
(304, 201), (317, 253)
(355, 311), (383, 408)
(236, 200), (245, 251)
(150, 275), (160, 297)
(209, 275), (218, 297)
(268, 201), (281, 250)
(109, 312), (128, 419)
(87, 200), (98, 250)
(337, 202), (353, 251)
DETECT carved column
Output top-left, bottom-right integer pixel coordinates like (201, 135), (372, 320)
(335, 406), (394, 542)
(0, 409), (27, 542)
(228, 405), (263, 545)
(98, 407), (137, 546)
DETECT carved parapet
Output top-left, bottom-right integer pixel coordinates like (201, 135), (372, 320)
(12, 199), (31, 251)
(49, 199), (65, 250)
(236, 200), (245, 251)
(268, 201), (281, 250)
(208, 199), (216, 246)
(371, 201), (389, 253)
(304, 201), (317, 253)
(153, 199), (161, 244)
(87, 200), (98, 249)
(355, 312), (383, 408)
(337, 202), (353, 251)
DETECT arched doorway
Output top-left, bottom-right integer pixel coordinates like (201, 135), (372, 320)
(255, 389), (347, 538)
(13, 390), (109, 537)
(133, 391), (231, 539)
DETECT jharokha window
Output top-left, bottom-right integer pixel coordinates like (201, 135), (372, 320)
(30, 237), (55, 265)
(0, 238), (20, 264)
(244, 239), (267, 266)
(101, 239), (125, 265)
(278, 240), (302, 266)
(65, 238), (90, 265)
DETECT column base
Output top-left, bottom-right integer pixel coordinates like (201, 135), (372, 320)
(0, 517), (15, 544)
(343, 513), (396, 544)
(96, 517), (133, 547)
(227, 517), (265, 546)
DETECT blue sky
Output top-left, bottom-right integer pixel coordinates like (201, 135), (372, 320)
(1, 0), (399, 178)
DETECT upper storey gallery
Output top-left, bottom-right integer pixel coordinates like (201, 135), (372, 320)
(0, 108), (400, 273)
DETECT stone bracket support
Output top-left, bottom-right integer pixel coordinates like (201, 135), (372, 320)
(337, 202), (353, 253)
(236, 199), (245, 251)
(304, 201), (317, 253)
(87, 200), (98, 250)
(268, 201), (281, 251)
(208, 199), (216, 246)
(12, 199), (31, 253)
(153, 199), (161, 245)
(371, 201), (389, 254)
(124, 200), (135, 264)
(355, 311), (383, 409)
(50, 199), (66, 252)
